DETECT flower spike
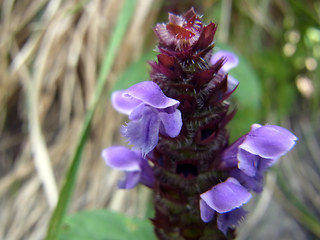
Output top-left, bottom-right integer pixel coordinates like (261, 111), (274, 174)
(102, 8), (297, 239)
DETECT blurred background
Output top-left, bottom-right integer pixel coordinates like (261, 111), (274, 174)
(0, 0), (319, 239)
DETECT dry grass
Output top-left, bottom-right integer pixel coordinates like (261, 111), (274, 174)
(0, 0), (160, 239)
(1, 1), (319, 240)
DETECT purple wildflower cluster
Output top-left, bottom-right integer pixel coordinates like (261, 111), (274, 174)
(102, 8), (297, 239)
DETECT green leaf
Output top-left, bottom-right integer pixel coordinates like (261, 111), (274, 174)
(230, 56), (261, 109)
(252, 50), (297, 118)
(60, 210), (157, 240)
(228, 54), (262, 139)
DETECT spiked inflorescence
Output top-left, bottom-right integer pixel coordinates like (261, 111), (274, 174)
(102, 8), (297, 240)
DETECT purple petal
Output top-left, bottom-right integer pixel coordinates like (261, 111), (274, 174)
(223, 124), (297, 177)
(111, 81), (182, 154)
(123, 81), (180, 110)
(101, 146), (141, 171)
(200, 199), (215, 223)
(250, 123), (262, 131)
(227, 75), (239, 92)
(240, 125), (298, 159)
(111, 90), (143, 115)
(200, 177), (252, 213)
(159, 110), (182, 138)
(258, 157), (278, 172)
(102, 146), (154, 189)
(111, 81), (180, 115)
(217, 208), (248, 235)
(220, 135), (246, 169)
(230, 169), (264, 193)
(239, 152), (278, 177)
(118, 171), (141, 189)
(127, 102), (155, 120)
(139, 158), (155, 188)
(122, 107), (161, 156)
(211, 50), (239, 72)
(237, 149), (262, 177)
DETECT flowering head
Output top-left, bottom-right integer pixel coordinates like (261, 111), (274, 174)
(154, 7), (216, 61)
(154, 8), (202, 49)
(102, 8), (298, 239)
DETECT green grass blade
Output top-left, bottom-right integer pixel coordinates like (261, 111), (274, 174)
(45, 1), (137, 239)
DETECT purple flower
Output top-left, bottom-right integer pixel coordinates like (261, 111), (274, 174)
(153, 8), (218, 53)
(111, 81), (182, 155)
(101, 146), (154, 189)
(211, 50), (239, 73)
(210, 50), (239, 98)
(217, 207), (248, 235)
(229, 169), (264, 193)
(200, 177), (251, 215)
(200, 177), (251, 233)
(221, 124), (298, 191)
